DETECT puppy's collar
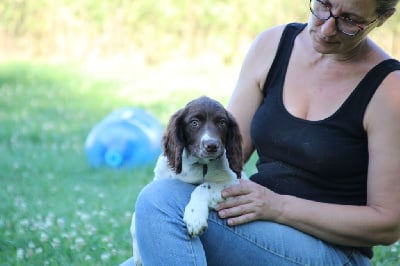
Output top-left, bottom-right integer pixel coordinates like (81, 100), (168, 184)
(190, 161), (208, 183)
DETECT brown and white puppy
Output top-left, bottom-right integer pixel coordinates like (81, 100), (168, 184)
(131, 96), (244, 266)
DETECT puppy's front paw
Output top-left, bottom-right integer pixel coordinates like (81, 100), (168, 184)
(183, 204), (209, 238)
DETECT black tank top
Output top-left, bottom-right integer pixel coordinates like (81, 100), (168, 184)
(250, 23), (400, 258)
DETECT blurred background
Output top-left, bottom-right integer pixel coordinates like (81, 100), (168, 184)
(1, 0), (399, 64)
(1, 1), (399, 265)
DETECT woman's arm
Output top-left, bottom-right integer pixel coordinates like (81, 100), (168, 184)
(227, 25), (285, 163)
(218, 70), (400, 247)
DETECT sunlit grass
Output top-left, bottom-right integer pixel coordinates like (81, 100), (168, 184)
(0, 61), (398, 265)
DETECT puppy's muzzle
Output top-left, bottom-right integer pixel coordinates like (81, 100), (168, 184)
(199, 138), (224, 160)
(202, 139), (222, 153)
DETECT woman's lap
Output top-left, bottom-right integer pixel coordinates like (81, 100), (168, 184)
(126, 178), (370, 266)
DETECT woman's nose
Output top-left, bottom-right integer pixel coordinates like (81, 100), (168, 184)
(320, 17), (338, 37)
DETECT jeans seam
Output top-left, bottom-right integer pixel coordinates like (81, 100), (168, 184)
(342, 249), (355, 266)
(188, 238), (200, 266)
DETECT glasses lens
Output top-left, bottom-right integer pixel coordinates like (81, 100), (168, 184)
(311, 0), (330, 20)
(336, 19), (360, 35)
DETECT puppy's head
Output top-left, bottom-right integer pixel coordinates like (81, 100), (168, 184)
(162, 96), (243, 178)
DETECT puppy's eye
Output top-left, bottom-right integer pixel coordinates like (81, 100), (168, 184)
(190, 119), (200, 128)
(218, 119), (227, 128)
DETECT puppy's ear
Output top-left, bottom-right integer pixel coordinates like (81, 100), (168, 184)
(225, 112), (243, 178)
(162, 109), (185, 174)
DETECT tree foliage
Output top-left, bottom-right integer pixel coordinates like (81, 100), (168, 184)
(0, 0), (399, 65)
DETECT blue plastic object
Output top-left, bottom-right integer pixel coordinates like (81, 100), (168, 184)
(85, 107), (163, 169)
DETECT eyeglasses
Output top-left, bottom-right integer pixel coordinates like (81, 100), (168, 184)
(309, 0), (379, 36)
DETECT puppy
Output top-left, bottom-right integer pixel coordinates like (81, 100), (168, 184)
(130, 96), (244, 265)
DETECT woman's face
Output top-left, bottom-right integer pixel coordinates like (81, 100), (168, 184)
(308, 0), (379, 55)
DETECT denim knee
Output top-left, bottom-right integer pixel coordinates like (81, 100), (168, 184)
(135, 178), (195, 219)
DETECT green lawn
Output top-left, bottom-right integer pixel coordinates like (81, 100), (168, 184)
(0, 61), (398, 265)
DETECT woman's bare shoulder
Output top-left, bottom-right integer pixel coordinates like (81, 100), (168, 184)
(364, 64), (400, 132)
(251, 24), (287, 55)
(240, 24), (288, 89)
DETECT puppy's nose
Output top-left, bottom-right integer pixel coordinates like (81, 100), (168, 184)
(203, 140), (220, 153)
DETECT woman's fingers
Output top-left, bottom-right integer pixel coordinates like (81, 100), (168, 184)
(221, 179), (252, 199)
(217, 179), (281, 225)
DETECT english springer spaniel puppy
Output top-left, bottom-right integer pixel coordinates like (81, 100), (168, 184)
(130, 96), (244, 266)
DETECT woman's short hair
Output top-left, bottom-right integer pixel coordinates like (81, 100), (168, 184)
(376, 0), (400, 14)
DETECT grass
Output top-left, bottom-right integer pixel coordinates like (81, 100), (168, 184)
(0, 61), (399, 265)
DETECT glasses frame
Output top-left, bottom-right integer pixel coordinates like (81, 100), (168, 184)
(309, 0), (379, 36)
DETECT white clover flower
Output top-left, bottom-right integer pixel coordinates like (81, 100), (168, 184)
(47, 212), (55, 220)
(44, 220), (53, 229)
(100, 253), (111, 261)
(75, 237), (85, 248)
(13, 162), (20, 170)
(40, 232), (49, 242)
(77, 198), (85, 205)
(85, 224), (97, 236)
(28, 242), (35, 249)
(36, 200), (44, 207)
(109, 218), (118, 227)
(31, 221), (40, 231)
(16, 248), (24, 260)
(14, 197), (27, 210)
(77, 211), (90, 222)
(69, 230), (77, 238)
(19, 219), (29, 227)
(35, 247), (43, 254)
(51, 238), (60, 248)
(57, 218), (65, 227)
(85, 255), (92, 261)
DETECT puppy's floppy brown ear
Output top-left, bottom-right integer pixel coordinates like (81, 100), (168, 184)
(162, 109), (185, 174)
(225, 112), (243, 178)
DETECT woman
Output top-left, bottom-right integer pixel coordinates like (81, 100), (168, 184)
(124, 0), (400, 265)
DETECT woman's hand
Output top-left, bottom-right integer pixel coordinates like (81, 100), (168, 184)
(216, 179), (282, 226)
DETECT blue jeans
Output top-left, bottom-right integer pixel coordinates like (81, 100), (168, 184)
(121, 178), (370, 266)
